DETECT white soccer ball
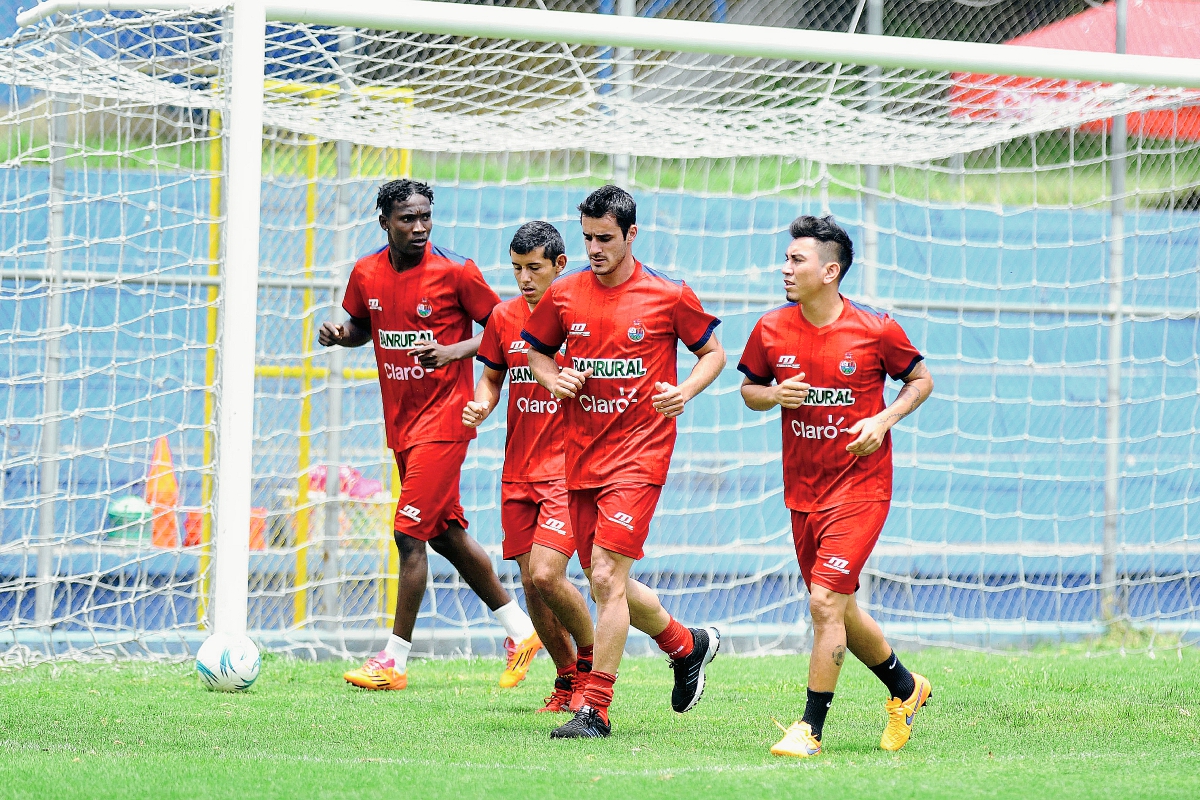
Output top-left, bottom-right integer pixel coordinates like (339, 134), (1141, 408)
(196, 633), (261, 692)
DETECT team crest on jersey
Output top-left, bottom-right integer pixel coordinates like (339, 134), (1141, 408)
(416, 297), (433, 318)
(839, 352), (857, 376)
(627, 319), (645, 343)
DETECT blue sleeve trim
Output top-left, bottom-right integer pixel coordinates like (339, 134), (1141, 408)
(736, 363), (772, 385)
(431, 243), (469, 265)
(476, 312), (491, 328)
(521, 331), (559, 356)
(891, 354), (925, 381)
(686, 318), (722, 352)
(476, 354), (505, 371)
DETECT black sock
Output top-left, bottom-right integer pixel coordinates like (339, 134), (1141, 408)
(801, 688), (835, 741)
(869, 650), (916, 700)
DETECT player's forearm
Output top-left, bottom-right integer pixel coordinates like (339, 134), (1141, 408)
(876, 370), (933, 431)
(679, 345), (727, 403)
(473, 372), (503, 415)
(740, 383), (779, 412)
(340, 317), (372, 347)
(527, 350), (560, 392)
(446, 331), (484, 362)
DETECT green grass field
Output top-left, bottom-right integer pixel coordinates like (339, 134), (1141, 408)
(2, 648), (1198, 800)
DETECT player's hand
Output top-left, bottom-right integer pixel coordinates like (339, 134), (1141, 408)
(407, 342), (456, 370)
(462, 400), (490, 428)
(773, 373), (810, 409)
(318, 321), (346, 347)
(551, 368), (592, 400)
(652, 381), (687, 418)
(845, 415), (888, 457)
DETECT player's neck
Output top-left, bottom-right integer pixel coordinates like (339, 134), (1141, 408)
(388, 243), (424, 273)
(593, 255), (637, 289)
(799, 290), (844, 329)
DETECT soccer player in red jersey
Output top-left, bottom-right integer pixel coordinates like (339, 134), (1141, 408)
(319, 179), (540, 692)
(738, 215), (935, 757)
(463, 221), (598, 711)
(522, 186), (727, 739)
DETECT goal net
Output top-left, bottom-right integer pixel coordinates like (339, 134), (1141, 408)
(3, 1), (1198, 663)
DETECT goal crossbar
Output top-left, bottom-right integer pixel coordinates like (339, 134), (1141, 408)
(16, 0), (1200, 90)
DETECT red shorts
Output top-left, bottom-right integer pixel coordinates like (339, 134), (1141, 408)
(791, 501), (890, 595)
(500, 481), (575, 560)
(392, 441), (470, 541)
(568, 483), (663, 570)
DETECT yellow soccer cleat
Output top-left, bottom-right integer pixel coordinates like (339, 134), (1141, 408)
(343, 652), (407, 691)
(498, 633), (542, 688)
(770, 719), (822, 758)
(880, 673), (932, 751)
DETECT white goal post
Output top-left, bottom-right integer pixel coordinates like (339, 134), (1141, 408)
(6, 0), (1200, 660)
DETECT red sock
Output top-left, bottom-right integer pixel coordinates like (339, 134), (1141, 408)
(653, 617), (694, 659)
(576, 644), (594, 671)
(556, 663), (577, 679)
(582, 670), (616, 725)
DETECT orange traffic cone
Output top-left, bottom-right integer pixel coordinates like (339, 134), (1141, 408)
(144, 436), (180, 547)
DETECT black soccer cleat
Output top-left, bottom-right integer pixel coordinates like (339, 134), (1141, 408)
(669, 626), (720, 713)
(549, 706), (611, 739)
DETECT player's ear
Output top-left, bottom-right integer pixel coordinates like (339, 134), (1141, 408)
(379, 213), (388, 230)
(824, 260), (841, 285)
(554, 254), (567, 273)
(625, 223), (637, 243)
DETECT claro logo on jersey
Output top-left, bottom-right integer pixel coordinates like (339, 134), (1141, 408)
(793, 414), (851, 441)
(572, 357), (647, 378)
(378, 329), (434, 350)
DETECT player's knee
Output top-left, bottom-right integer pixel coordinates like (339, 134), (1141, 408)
(426, 525), (465, 557)
(395, 532), (427, 567)
(808, 591), (845, 627)
(588, 566), (625, 605)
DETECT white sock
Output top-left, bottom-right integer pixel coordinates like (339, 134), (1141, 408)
(384, 634), (412, 672)
(492, 599), (536, 643)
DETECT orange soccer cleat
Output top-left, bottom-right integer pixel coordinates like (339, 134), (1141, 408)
(498, 633), (542, 688)
(343, 652), (407, 691)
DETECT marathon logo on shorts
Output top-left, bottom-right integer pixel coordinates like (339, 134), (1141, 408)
(398, 504), (422, 523)
(540, 517), (568, 535)
(610, 511), (635, 531)
(572, 357), (647, 379)
(378, 329), (434, 350)
(804, 387), (855, 406)
(824, 556), (850, 575)
(508, 365), (538, 384)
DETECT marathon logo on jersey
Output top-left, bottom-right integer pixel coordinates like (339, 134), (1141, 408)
(398, 504), (422, 523)
(609, 511), (635, 531)
(572, 357), (647, 379)
(776, 355), (801, 369)
(508, 365), (538, 384)
(368, 298), (382, 311)
(804, 387), (855, 406)
(824, 556), (850, 575)
(540, 517), (568, 535)
(568, 322), (591, 337)
(508, 340), (530, 354)
(377, 329), (434, 350)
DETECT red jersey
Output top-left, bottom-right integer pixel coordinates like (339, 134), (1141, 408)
(342, 242), (500, 452)
(737, 297), (923, 512)
(477, 296), (567, 483)
(521, 262), (720, 489)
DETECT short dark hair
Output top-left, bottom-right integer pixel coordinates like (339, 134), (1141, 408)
(377, 179), (434, 216)
(789, 215), (854, 281)
(510, 220), (565, 263)
(578, 185), (636, 237)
